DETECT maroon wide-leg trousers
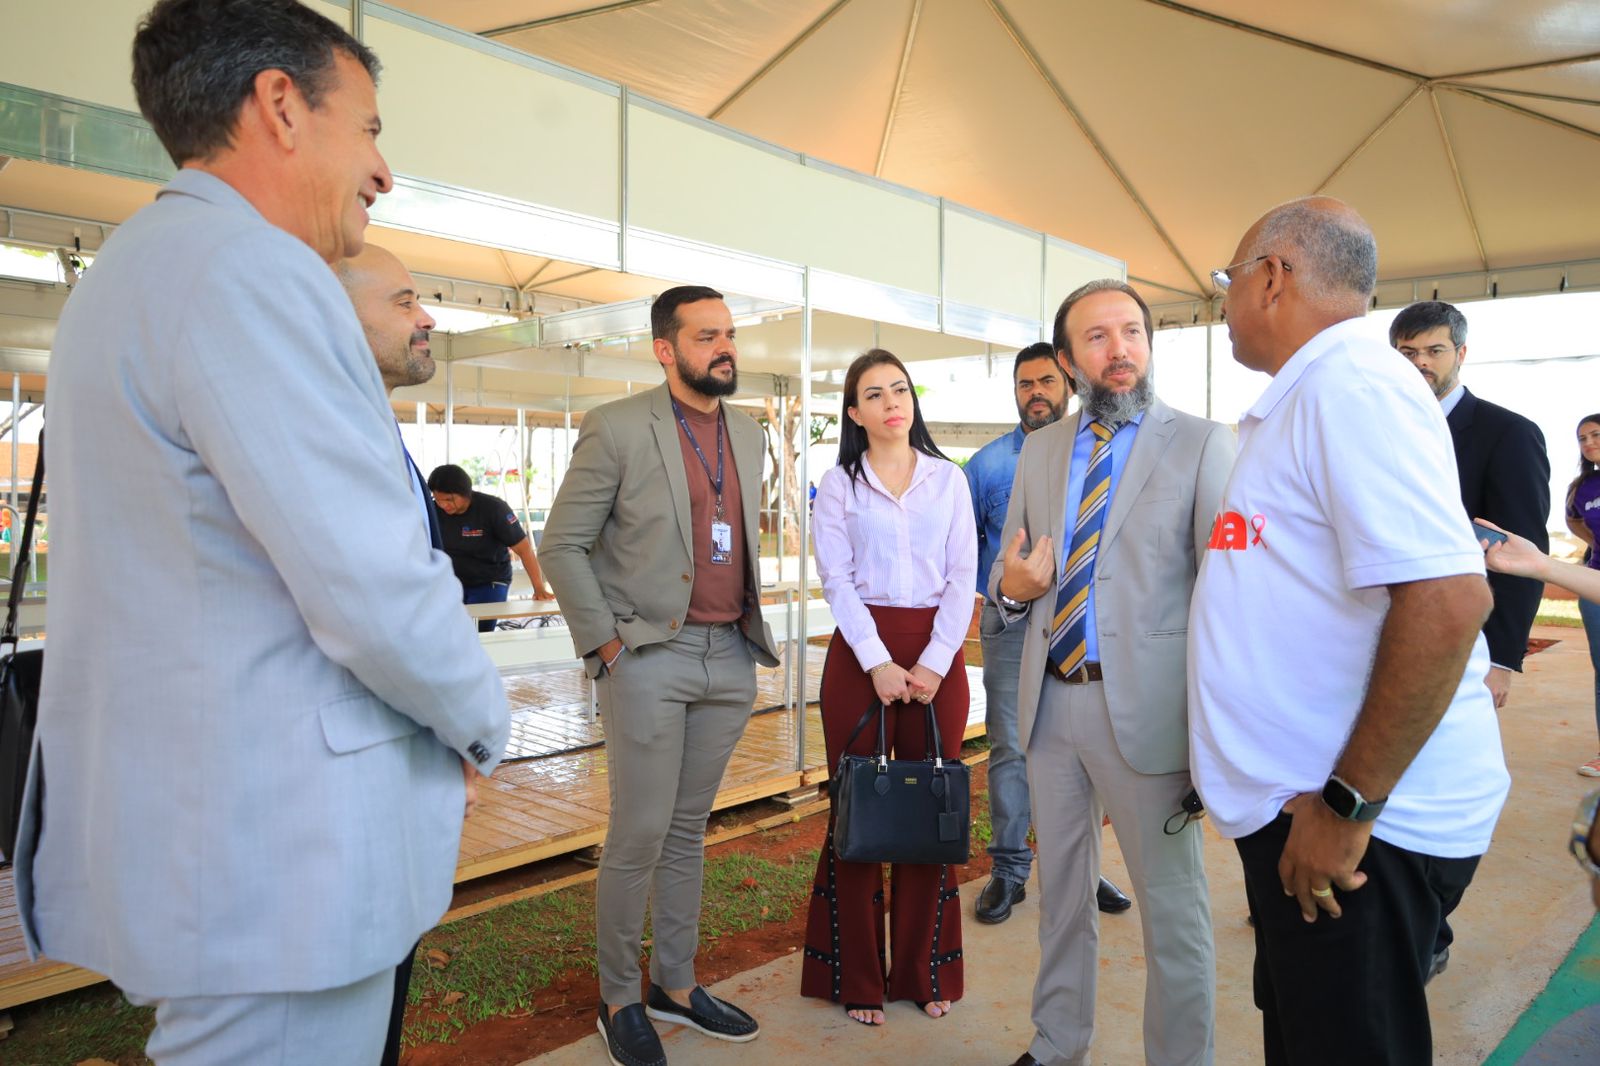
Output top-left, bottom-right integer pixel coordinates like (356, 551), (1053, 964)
(800, 604), (967, 1008)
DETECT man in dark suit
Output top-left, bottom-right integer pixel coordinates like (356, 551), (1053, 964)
(1392, 300), (1550, 711)
(1392, 300), (1549, 982)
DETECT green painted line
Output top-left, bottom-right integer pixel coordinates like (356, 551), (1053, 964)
(1482, 912), (1600, 1065)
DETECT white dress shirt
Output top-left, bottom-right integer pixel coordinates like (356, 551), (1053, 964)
(812, 453), (978, 677)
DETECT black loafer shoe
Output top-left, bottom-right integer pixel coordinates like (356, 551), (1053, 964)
(1097, 877), (1133, 914)
(645, 983), (759, 1042)
(1010, 1054), (1043, 1065)
(597, 1003), (666, 1066)
(976, 875), (1027, 924)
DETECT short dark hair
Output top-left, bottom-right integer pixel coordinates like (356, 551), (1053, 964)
(132, 0), (381, 166)
(1052, 279), (1154, 364)
(651, 285), (725, 343)
(427, 464), (472, 496)
(1012, 341), (1058, 380)
(1389, 300), (1467, 349)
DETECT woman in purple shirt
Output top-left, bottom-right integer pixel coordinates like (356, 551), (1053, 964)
(800, 349), (978, 1027)
(1566, 414), (1600, 777)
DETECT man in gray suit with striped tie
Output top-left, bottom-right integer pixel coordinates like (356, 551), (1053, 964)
(989, 280), (1234, 1066)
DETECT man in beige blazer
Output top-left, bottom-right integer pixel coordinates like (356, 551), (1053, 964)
(989, 280), (1234, 1066)
(541, 285), (780, 1066)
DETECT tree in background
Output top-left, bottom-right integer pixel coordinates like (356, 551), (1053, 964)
(759, 397), (835, 550)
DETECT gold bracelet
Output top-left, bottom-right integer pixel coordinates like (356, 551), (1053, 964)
(868, 662), (895, 677)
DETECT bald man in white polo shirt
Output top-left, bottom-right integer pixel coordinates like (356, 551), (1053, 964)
(1189, 198), (1509, 1066)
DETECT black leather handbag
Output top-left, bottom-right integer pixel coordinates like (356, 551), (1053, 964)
(0, 440), (45, 863)
(831, 699), (970, 866)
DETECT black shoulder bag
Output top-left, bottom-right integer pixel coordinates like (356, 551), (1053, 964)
(0, 438), (45, 862)
(831, 699), (970, 866)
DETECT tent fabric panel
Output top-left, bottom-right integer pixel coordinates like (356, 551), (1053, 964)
(1437, 90), (1600, 270)
(876, 0), (1199, 299)
(1178, 0), (1600, 78)
(1318, 92), (1483, 280)
(488, 0), (829, 118)
(716, 0), (916, 177)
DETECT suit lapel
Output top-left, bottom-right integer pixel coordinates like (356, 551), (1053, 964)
(1047, 412), (1078, 558)
(650, 386), (696, 559)
(1101, 399), (1175, 552)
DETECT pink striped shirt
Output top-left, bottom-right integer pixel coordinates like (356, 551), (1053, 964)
(812, 454), (978, 677)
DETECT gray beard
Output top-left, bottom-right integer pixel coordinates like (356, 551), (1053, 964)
(1077, 362), (1154, 427)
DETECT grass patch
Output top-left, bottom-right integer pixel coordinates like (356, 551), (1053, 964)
(403, 845), (821, 1048)
(1537, 597), (1584, 628)
(2, 982), (154, 1065)
(405, 880), (599, 1044)
(698, 849), (818, 939)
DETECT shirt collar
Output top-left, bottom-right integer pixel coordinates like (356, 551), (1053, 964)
(1008, 423), (1027, 451)
(1241, 316), (1371, 425)
(1075, 408), (1146, 438)
(1438, 384), (1466, 417)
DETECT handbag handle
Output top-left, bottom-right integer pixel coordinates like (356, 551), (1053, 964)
(1, 429), (43, 649)
(840, 695), (947, 770)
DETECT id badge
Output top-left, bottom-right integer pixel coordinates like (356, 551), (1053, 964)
(710, 520), (733, 565)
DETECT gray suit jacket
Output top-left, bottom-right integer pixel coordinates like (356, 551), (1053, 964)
(988, 398), (1235, 774)
(16, 170), (510, 997)
(541, 384), (780, 675)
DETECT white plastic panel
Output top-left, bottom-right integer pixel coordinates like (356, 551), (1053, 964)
(1045, 236), (1126, 318)
(364, 11), (620, 224)
(7, 0), (146, 112)
(942, 207), (1043, 322)
(626, 101), (938, 296)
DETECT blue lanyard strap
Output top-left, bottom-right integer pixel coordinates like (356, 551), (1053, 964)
(671, 397), (726, 511)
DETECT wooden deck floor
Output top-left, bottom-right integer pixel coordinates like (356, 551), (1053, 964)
(0, 650), (987, 1010)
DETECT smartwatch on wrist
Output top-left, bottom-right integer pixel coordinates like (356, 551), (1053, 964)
(1321, 774), (1387, 822)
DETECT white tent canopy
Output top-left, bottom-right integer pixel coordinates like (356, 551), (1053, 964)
(390, 0), (1600, 322)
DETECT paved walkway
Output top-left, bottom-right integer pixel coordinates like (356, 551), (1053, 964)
(526, 625), (1600, 1065)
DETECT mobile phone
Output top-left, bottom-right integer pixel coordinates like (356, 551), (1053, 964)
(1472, 520), (1508, 548)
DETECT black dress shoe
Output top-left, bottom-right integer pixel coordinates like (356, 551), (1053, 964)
(1097, 876), (1132, 914)
(1425, 946), (1450, 985)
(1009, 1054), (1043, 1065)
(645, 983), (759, 1042)
(597, 1003), (666, 1066)
(976, 875), (1027, 924)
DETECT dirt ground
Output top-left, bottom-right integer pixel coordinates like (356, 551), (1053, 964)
(402, 760), (999, 1066)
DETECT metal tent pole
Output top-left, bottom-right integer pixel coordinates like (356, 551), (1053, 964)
(795, 269), (813, 772)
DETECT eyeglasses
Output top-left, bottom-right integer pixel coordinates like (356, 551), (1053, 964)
(1396, 344), (1460, 360)
(1210, 255), (1293, 292)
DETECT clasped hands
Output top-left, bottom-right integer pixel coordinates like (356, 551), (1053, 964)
(870, 661), (943, 707)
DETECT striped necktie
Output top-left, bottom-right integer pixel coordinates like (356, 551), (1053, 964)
(1049, 420), (1116, 674)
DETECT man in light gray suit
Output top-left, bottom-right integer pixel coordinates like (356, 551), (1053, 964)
(14, 3), (508, 1063)
(541, 285), (781, 1066)
(991, 280), (1234, 1066)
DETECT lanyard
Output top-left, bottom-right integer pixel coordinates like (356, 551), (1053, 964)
(671, 397), (726, 518)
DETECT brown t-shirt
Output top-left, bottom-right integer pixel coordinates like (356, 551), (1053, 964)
(675, 401), (747, 624)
